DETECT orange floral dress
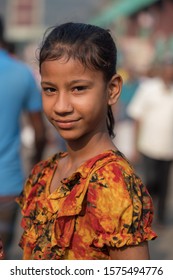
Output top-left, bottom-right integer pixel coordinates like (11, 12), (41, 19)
(17, 150), (157, 260)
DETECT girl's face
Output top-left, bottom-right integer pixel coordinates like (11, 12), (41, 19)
(41, 57), (121, 143)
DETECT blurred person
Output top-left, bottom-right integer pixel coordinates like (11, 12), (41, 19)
(17, 22), (156, 260)
(127, 58), (173, 225)
(0, 17), (46, 258)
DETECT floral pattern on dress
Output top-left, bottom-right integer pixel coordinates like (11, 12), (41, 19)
(16, 150), (157, 259)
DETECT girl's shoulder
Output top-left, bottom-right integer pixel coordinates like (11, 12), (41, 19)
(87, 149), (134, 175)
(86, 149), (157, 249)
(87, 149), (145, 200)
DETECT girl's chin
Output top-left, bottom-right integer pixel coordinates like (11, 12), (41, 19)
(57, 131), (81, 141)
(57, 131), (89, 143)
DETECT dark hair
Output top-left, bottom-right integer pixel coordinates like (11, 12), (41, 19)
(39, 22), (117, 138)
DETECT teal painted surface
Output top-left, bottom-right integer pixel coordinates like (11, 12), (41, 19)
(90, 0), (158, 27)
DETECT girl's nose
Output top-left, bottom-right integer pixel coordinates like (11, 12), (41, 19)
(53, 92), (73, 115)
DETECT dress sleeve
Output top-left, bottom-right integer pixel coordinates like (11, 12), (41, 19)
(87, 161), (157, 249)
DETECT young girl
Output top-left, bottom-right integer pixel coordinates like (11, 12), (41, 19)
(17, 22), (157, 260)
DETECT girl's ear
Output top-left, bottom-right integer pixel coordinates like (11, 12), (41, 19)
(107, 74), (123, 106)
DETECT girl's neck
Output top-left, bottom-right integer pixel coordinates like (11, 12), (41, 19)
(65, 131), (116, 167)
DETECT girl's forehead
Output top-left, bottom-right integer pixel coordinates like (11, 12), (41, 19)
(41, 57), (99, 75)
(40, 59), (107, 84)
(41, 57), (105, 81)
(42, 56), (84, 68)
(41, 48), (97, 71)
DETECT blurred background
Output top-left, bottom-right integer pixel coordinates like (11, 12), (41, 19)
(0, 0), (173, 260)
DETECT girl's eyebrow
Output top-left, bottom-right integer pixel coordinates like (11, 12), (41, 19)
(41, 81), (56, 86)
(68, 79), (93, 86)
(41, 79), (93, 86)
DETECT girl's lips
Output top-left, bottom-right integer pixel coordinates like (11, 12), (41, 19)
(53, 119), (80, 129)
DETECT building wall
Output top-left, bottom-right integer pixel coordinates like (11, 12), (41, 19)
(1, 0), (108, 43)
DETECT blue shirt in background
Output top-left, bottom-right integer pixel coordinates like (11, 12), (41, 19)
(0, 49), (42, 196)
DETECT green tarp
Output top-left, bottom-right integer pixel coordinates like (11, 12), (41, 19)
(90, 0), (158, 27)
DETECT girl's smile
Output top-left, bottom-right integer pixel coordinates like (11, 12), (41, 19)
(52, 118), (82, 129)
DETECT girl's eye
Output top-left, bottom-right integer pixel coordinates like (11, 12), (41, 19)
(72, 86), (87, 93)
(42, 87), (56, 95)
